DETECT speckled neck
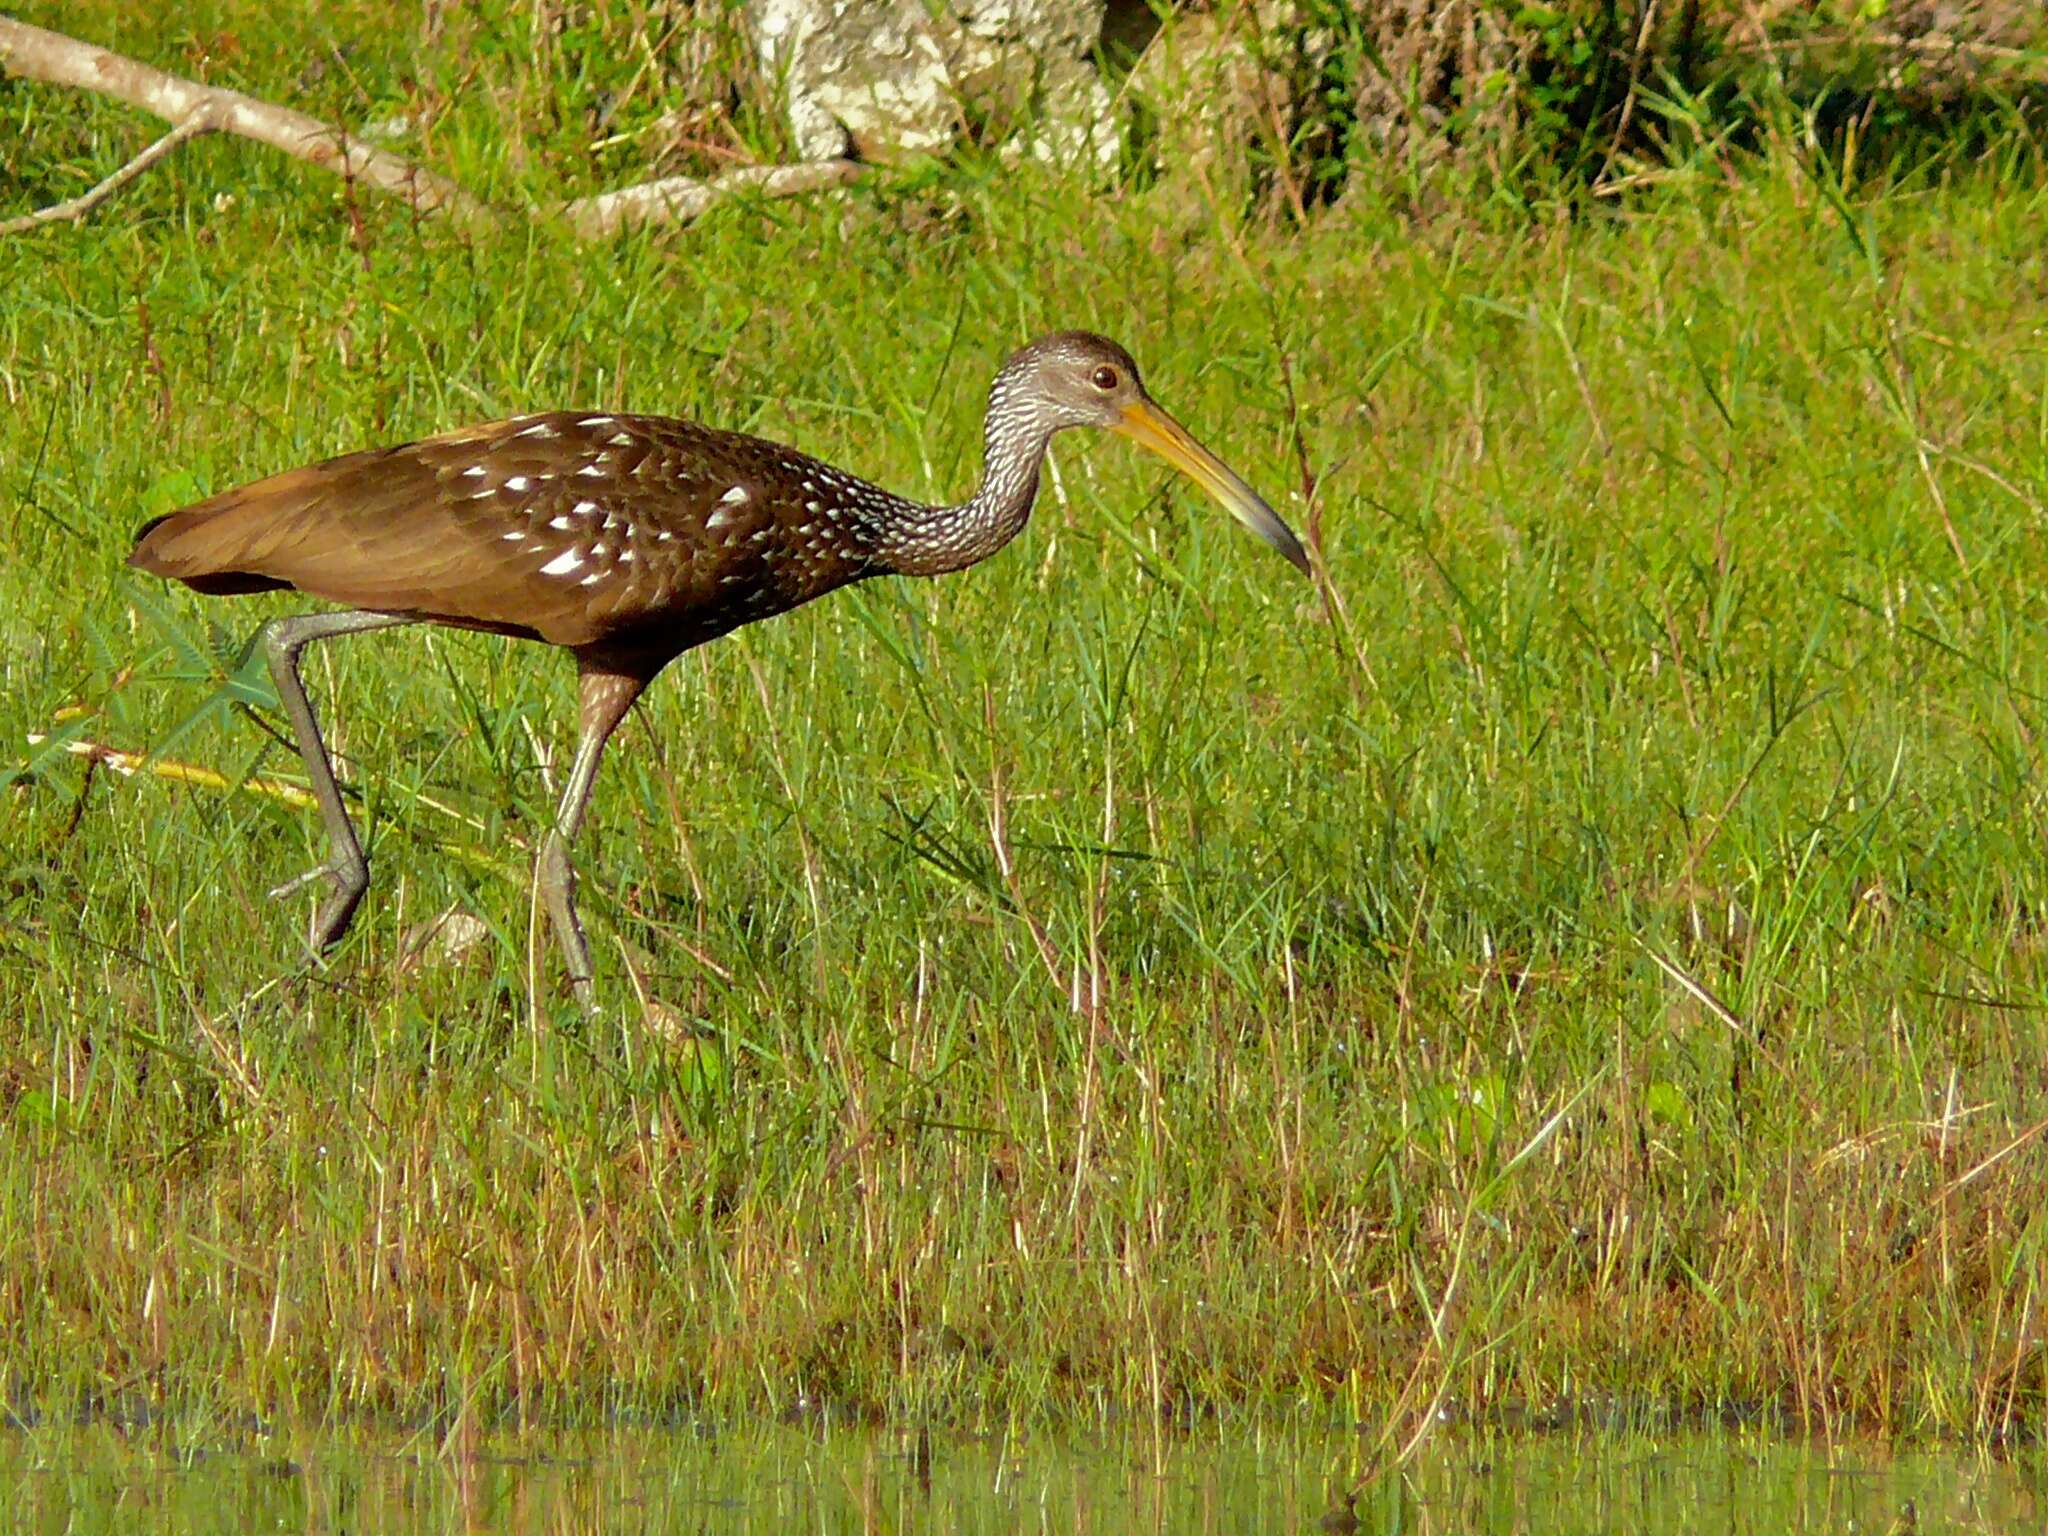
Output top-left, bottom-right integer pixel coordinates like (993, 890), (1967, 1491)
(871, 364), (1057, 578)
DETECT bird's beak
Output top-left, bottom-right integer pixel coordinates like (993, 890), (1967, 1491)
(1112, 399), (1311, 577)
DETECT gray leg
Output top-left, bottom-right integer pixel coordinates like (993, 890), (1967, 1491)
(537, 666), (646, 1005)
(258, 609), (415, 952)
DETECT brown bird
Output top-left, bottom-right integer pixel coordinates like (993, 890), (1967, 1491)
(130, 332), (1308, 1002)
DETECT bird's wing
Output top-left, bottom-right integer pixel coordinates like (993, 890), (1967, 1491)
(129, 414), (876, 652)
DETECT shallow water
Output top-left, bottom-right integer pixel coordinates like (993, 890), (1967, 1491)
(5, 1423), (2041, 1534)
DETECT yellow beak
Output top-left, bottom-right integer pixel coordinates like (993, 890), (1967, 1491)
(1112, 399), (1310, 577)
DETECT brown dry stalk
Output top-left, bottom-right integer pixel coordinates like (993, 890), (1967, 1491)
(1272, 337), (1378, 701)
(983, 688), (1067, 1001)
(188, 1009), (271, 1119)
(1944, 1110), (2048, 1196)
(739, 648), (834, 997)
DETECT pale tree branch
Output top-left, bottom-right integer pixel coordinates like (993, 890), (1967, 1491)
(560, 159), (864, 239)
(0, 16), (862, 240)
(0, 109), (215, 235)
(0, 16), (490, 225)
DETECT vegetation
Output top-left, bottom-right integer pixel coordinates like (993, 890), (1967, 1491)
(3, 2), (2047, 1443)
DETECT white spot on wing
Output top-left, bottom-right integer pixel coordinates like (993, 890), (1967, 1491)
(577, 415), (614, 427)
(577, 464), (606, 478)
(573, 500), (598, 515)
(502, 530), (525, 542)
(518, 421), (556, 439)
(581, 571), (606, 586)
(608, 431), (634, 446)
(720, 485), (750, 506)
(549, 515), (574, 531)
(505, 476), (530, 492)
(707, 507), (738, 532)
(539, 550), (582, 577)
(462, 465), (486, 478)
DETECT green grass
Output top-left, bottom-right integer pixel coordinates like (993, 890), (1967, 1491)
(4, 6), (2048, 1442)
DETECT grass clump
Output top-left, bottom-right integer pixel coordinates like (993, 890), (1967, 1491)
(2, 6), (2048, 1443)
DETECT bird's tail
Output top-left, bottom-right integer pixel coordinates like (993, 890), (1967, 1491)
(128, 499), (292, 595)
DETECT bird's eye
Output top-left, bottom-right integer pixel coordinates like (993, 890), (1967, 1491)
(1091, 366), (1119, 391)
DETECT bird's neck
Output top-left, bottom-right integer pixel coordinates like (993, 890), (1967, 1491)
(871, 412), (1053, 578)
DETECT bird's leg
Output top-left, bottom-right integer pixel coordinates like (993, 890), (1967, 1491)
(536, 665), (647, 1005)
(257, 609), (415, 952)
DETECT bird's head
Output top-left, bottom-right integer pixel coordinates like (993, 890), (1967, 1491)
(996, 331), (1311, 576)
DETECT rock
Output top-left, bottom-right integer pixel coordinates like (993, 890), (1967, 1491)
(944, 0), (1116, 168)
(400, 907), (492, 971)
(746, 0), (1115, 167)
(748, 0), (950, 160)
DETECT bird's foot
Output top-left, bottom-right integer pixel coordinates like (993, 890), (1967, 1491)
(269, 853), (369, 951)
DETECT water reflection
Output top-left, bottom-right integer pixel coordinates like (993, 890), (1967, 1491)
(5, 1423), (2041, 1534)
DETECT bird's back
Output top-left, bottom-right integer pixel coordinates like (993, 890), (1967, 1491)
(130, 413), (892, 662)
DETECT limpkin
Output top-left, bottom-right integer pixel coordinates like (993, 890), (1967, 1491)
(130, 331), (1309, 1000)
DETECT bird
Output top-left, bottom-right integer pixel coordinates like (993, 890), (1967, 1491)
(1317, 1490), (1362, 1536)
(128, 331), (1310, 1003)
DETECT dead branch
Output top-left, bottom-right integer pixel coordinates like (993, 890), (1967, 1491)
(1725, 29), (2043, 68)
(0, 109), (216, 235)
(0, 16), (489, 226)
(560, 159), (863, 239)
(0, 17), (862, 240)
